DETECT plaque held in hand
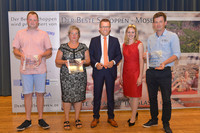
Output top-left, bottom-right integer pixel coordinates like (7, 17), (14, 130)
(67, 58), (83, 74)
(149, 51), (163, 68)
(23, 55), (39, 71)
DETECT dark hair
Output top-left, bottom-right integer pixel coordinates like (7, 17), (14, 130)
(27, 11), (39, 20)
(99, 18), (111, 28)
(153, 12), (167, 22)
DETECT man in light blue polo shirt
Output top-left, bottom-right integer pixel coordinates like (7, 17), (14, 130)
(143, 12), (181, 133)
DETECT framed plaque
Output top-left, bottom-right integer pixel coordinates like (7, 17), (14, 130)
(22, 55), (39, 70)
(67, 58), (83, 74)
(149, 50), (163, 68)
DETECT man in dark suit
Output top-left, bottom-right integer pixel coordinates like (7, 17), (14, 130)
(89, 19), (122, 128)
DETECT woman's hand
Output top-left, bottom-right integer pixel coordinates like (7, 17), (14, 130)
(81, 60), (85, 65)
(119, 77), (123, 87)
(65, 60), (68, 68)
(136, 76), (142, 86)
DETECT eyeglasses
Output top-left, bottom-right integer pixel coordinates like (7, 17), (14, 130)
(128, 24), (136, 28)
(100, 26), (110, 29)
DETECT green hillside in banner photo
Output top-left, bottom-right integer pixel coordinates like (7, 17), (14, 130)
(167, 21), (200, 53)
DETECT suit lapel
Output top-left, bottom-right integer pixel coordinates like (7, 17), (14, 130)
(97, 36), (102, 58)
(108, 36), (112, 56)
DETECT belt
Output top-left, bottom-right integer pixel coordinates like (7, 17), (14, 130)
(149, 66), (171, 70)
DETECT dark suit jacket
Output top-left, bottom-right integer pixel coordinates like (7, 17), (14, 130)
(89, 35), (122, 79)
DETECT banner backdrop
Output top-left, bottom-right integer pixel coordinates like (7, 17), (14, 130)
(9, 11), (200, 112)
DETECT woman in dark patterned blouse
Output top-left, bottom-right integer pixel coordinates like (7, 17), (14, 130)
(55, 25), (90, 130)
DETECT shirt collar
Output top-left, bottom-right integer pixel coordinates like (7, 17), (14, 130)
(101, 35), (109, 40)
(26, 27), (39, 31)
(155, 29), (167, 37)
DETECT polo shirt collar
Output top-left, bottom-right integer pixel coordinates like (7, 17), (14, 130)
(26, 27), (39, 31)
(155, 29), (167, 37)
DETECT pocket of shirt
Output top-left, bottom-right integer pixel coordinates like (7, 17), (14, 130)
(161, 42), (170, 51)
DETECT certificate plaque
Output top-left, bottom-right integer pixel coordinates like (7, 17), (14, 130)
(68, 58), (83, 74)
(149, 51), (163, 68)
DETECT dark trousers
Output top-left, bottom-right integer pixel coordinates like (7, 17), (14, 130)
(93, 68), (115, 119)
(146, 68), (172, 124)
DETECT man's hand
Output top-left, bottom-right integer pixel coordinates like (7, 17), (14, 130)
(37, 55), (42, 66)
(96, 63), (104, 70)
(143, 52), (147, 60)
(155, 62), (165, 70)
(20, 54), (25, 65)
(143, 52), (150, 63)
(106, 61), (114, 68)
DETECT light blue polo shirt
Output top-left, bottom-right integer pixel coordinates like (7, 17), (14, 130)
(147, 29), (181, 67)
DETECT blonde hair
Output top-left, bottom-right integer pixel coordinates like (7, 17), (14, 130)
(68, 25), (80, 38)
(124, 24), (139, 45)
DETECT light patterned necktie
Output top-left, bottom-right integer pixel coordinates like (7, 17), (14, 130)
(104, 36), (108, 68)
